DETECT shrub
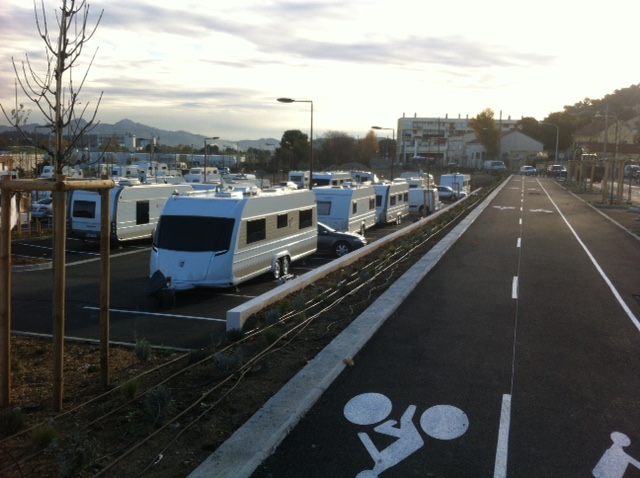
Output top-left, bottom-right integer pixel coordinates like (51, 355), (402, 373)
(135, 337), (151, 361)
(31, 424), (58, 449)
(50, 432), (96, 478)
(121, 379), (140, 401)
(213, 349), (243, 372)
(144, 386), (172, 425)
(0, 408), (25, 436)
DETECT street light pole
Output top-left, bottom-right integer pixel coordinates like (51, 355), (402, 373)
(203, 136), (219, 183)
(372, 126), (396, 180)
(540, 122), (559, 167)
(277, 98), (314, 189)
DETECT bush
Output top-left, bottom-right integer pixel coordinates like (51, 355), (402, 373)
(121, 379), (140, 401)
(0, 408), (25, 437)
(144, 386), (172, 425)
(135, 337), (151, 361)
(31, 424), (58, 449)
(213, 349), (244, 372)
(51, 432), (97, 478)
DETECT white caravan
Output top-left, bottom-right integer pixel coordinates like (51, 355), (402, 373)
(68, 183), (194, 244)
(312, 171), (352, 187)
(288, 170), (310, 189)
(373, 182), (410, 225)
(439, 173), (471, 197)
(408, 188), (440, 216)
(312, 185), (376, 234)
(351, 170), (379, 185)
(148, 188), (317, 291)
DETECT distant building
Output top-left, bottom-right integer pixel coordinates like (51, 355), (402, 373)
(396, 113), (520, 166)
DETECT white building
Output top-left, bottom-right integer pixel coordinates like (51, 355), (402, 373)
(396, 113), (520, 166)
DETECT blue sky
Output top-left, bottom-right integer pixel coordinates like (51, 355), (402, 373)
(1, 0), (637, 141)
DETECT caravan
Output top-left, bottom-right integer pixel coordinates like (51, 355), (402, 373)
(373, 182), (410, 225)
(68, 183), (194, 244)
(312, 185), (376, 234)
(288, 170), (310, 189)
(148, 188), (317, 291)
(312, 171), (352, 187)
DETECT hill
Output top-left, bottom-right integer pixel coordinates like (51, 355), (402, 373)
(0, 119), (279, 150)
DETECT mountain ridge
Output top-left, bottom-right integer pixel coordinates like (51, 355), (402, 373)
(0, 119), (280, 150)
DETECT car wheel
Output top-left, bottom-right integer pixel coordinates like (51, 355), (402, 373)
(273, 259), (282, 280)
(281, 256), (290, 276)
(333, 241), (352, 257)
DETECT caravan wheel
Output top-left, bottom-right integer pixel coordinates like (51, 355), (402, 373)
(281, 256), (290, 276)
(273, 259), (282, 280)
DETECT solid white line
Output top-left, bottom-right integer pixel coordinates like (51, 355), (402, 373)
(494, 393), (512, 478)
(83, 306), (225, 322)
(511, 277), (518, 299)
(540, 184), (640, 332)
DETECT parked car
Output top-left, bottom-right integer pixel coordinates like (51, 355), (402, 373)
(547, 164), (567, 179)
(31, 197), (53, 219)
(519, 165), (536, 176)
(436, 185), (459, 201)
(317, 222), (367, 257)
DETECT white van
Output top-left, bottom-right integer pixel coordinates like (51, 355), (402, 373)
(312, 185), (376, 234)
(408, 188), (440, 216)
(68, 183), (194, 244)
(439, 174), (470, 197)
(373, 182), (410, 225)
(148, 188), (317, 292)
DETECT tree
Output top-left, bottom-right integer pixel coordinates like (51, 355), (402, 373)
(470, 108), (499, 159)
(275, 129), (309, 172)
(1, 0), (104, 175)
(357, 130), (379, 167)
(316, 131), (357, 169)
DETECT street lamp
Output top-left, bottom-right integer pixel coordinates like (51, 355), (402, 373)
(372, 126), (396, 180)
(203, 136), (219, 182)
(277, 98), (313, 189)
(540, 122), (559, 167)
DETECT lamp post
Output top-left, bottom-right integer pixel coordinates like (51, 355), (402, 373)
(540, 122), (559, 167)
(372, 126), (396, 180)
(277, 98), (313, 189)
(203, 136), (219, 183)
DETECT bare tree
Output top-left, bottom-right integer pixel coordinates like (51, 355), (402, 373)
(1, 0), (104, 175)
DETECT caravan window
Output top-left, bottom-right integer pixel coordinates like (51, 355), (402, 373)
(247, 218), (266, 244)
(277, 214), (288, 229)
(352, 200), (357, 214)
(369, 198), (375, 210)
(72, 200), (96, 219)
(299, 209), (313, 229)
(154, 216), (234, 252)
(390, 195), (397, 206)
(136, 201), (150, 225)
(317, 201), (331, 215)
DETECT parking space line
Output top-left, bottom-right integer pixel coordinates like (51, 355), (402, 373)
(83, 306), (225, 322)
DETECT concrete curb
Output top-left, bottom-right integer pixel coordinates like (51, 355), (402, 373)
(187, 180), (507, 478)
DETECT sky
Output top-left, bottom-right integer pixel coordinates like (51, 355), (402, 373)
(1, 0), (638, 142)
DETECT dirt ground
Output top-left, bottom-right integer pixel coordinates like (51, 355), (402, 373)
(1, 183), (638, 478)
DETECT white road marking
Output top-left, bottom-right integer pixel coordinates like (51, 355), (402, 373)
(516, 238), (521, 248)
(529, 209), (553, 214)
(83, 306), (225, 322)
(493, 206), (516, 210)
(494, 394), (512, 478)
(539, 183), (640, 332)
(511, 277), (518, 299)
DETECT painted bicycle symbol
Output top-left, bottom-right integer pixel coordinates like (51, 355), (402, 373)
(343, 392), (469, 477)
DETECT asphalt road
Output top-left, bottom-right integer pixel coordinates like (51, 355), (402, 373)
(245, 176), (640, 478)
(9, 217), (409, 350)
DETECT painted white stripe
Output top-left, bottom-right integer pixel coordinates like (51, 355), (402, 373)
(494, 393), (512, 478)
(83, 306), (225, 322)
(519, 218), (522, 226)
(511, 277), (518, 299)
(539, 183), (640, 332)
(516, 238), (521, 248)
